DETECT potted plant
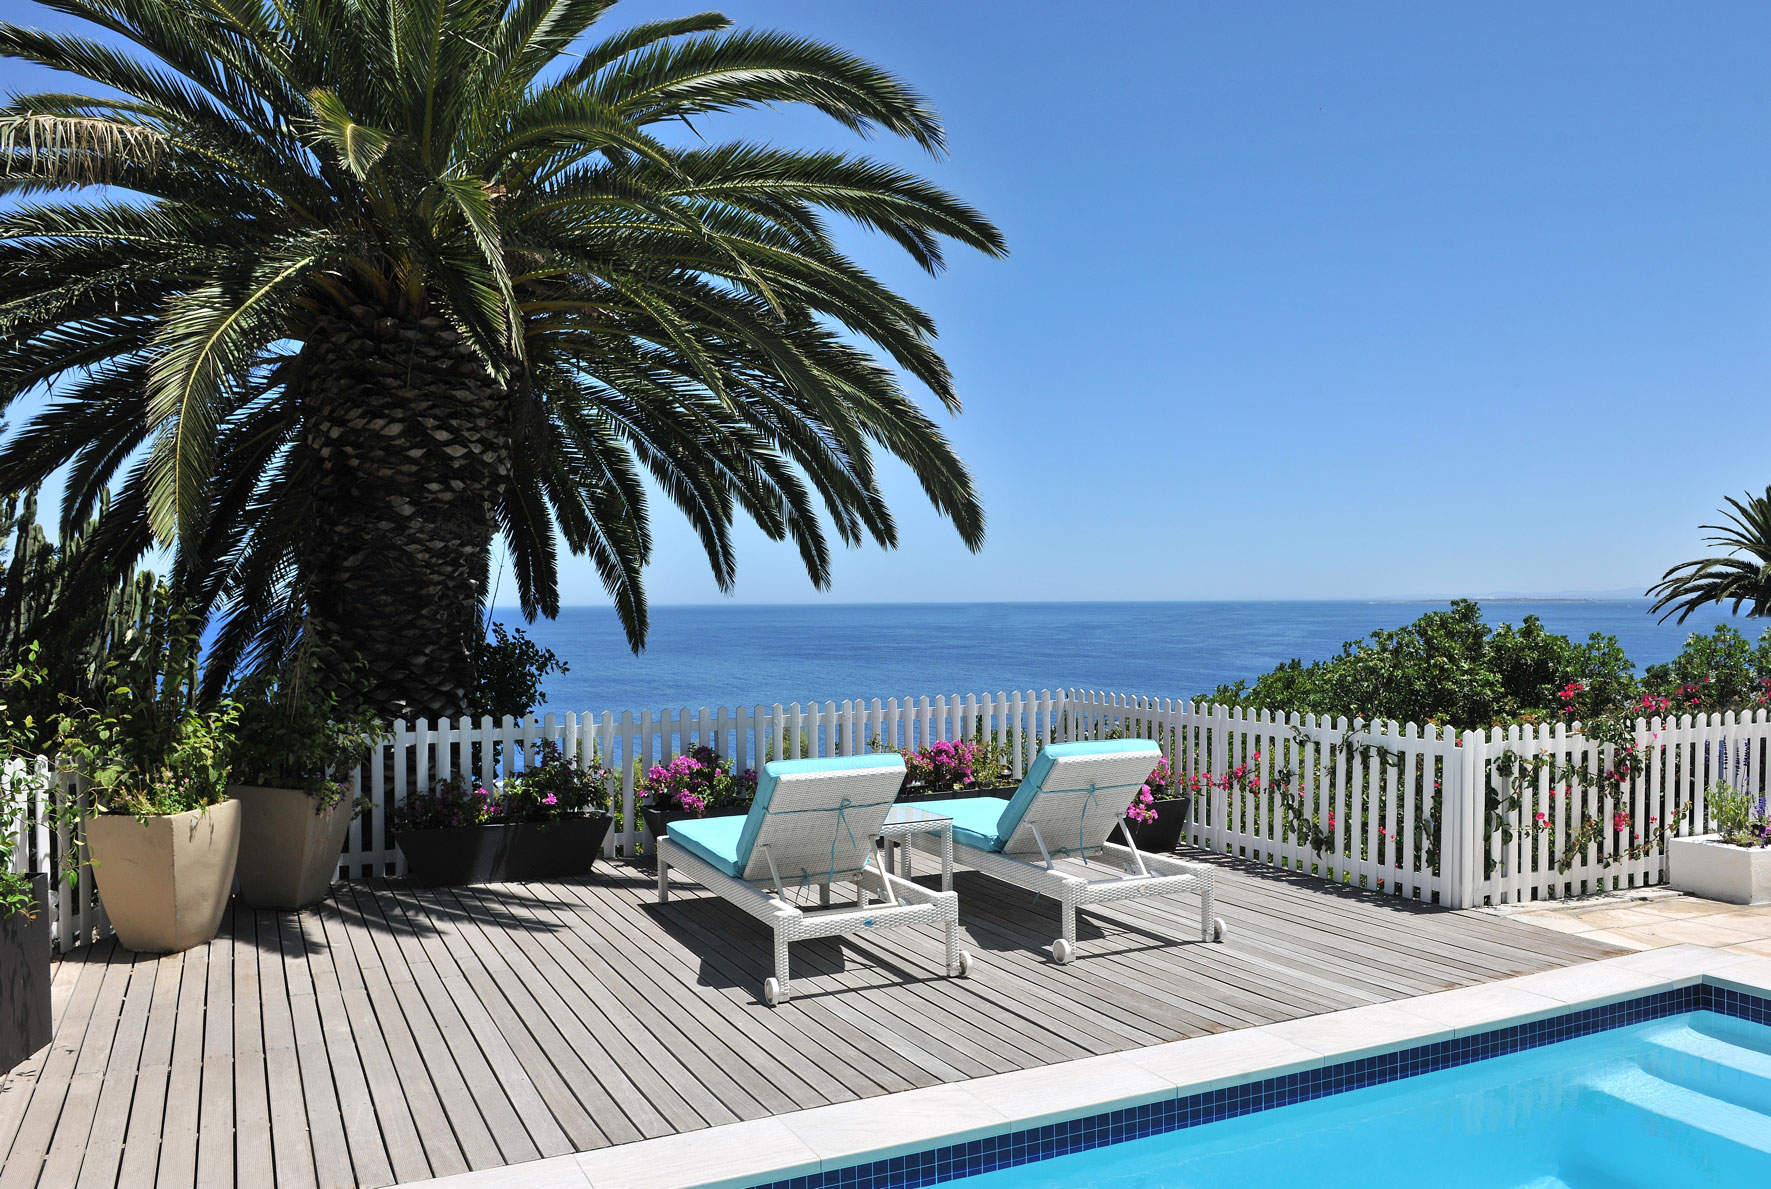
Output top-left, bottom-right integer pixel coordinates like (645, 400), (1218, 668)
(394, 740), (615, 885)
(52, 610), (243, 955)
(228, 672), (384, 910)
(1111, 757), (1193, 854)
(636, 746), (757, 844)
(900, 738), (987, 800)
(1667, 782), (1771, 905)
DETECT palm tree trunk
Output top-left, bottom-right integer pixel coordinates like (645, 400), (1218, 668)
(297, 306), (509, 722)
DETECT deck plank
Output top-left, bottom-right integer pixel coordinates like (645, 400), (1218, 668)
(194, 908), (235, 1189)
(116, 951), (185, 1189)
(285, 906), (358, 1189)
(330, 886), (469, 1181)
(0, 940), (119, 1189)
(155, 935), (210, 1189)
(449, 886), (717, 1136)
(229, 905), (274, 1189)
(70, 953), (155, 1189)
(344, 884), (504, 1173)
(314, 891), (427, 1187)
(1, 856), (1626, 1189)
(35, 948), (135, 1187)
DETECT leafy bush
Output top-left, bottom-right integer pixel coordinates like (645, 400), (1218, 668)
(230, 666), (385, 810)
(50, 589), (240, 818)
(471, 623), (567, 721)
(502, 740), (611, 822)
(0, 651), (51, 920)
(1198, 600), (1636, 729)
(905, 738), (980, 791)
(1709, 782), (1770, 848)
(636, 746), (756, 815)
(1640, 624), (1771, 714)
(1195, 599), (1771, 729)
(392, 774), (496, 831)
(393, 741), (612, 831)
(871, 730), (1018, 793)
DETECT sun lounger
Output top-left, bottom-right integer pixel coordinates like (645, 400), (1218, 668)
(656, 753), (974, 1005)
(924, 739), (1225, 963)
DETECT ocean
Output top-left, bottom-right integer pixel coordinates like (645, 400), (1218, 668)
(494, 599), (1752, 718)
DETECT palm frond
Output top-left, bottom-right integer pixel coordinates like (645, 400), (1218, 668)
(1649, 488), (1771, 623)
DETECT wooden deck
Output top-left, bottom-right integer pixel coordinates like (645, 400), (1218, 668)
(0, 851), (1623, 1189)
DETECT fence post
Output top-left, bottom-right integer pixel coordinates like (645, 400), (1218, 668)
(1441, 728), (1484, 909)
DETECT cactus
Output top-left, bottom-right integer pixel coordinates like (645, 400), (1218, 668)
(0, 486), (167, 748)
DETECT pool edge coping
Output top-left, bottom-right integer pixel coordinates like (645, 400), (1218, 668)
(400, 945), (1771, 1189)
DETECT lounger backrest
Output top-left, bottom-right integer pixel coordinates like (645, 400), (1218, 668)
(735, 754), (906, 884)
(993, 740), (1163, 858)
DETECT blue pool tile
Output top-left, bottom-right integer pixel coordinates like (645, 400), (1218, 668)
(745, 981), (1762, 1189)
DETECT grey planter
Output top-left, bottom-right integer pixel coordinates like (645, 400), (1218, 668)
(396, 815), (613, 887)
(0, 874), (51, 1075)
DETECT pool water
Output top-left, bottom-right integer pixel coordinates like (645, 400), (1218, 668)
(959, 1011), (1771, 1187)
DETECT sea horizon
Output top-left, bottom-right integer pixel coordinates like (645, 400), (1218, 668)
(487, 597), (1752, 719)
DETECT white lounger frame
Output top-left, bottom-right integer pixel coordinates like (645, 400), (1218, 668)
(946, 834), (1223, 963)
(657, 839), (969, 1004)
(936, 744), (1226, 964)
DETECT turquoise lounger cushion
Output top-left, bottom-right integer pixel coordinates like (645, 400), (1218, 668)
(947, 739), (1161, 851)
(732, 752), (904, 878)
(667, 813), (748, 877)
(920, 796), (1012, 851)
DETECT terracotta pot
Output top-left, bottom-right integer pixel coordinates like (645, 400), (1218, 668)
(396, 814), (614, 887)
(232, 785), (353, 910)
(0, 874), (51, 1075)
(86, 800), (240, 954)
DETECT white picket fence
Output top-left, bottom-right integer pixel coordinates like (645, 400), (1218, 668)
(11, 689), (1769, 951)
(1151, 701), (1771, 909)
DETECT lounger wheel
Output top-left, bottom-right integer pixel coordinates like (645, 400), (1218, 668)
(956, 950), (975, 978)
(1050, 938), (1075, 965)
(1211, 917), (1227, 943)
(764, 977), (783, 1007)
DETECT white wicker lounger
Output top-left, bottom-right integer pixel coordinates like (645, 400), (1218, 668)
(656, 754), (973, 1006)
(922, 740), (1226, 964)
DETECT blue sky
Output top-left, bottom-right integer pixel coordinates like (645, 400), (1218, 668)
(7, 1), (1771, 606)
(596, 0), (1771, 606)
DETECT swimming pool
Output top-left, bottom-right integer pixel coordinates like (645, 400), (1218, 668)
(955, 1009), (1771, 1187)
(732, 979), (1771, 1189)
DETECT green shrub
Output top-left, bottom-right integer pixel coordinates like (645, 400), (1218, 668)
(1197, 600), (1635, 728)
(229, 660), (385, 811)
(471, 623), (567, 721)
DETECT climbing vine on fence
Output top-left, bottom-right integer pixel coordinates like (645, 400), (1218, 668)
(1193, 706), (1687, 890)
(1489, 702), (1686, 876)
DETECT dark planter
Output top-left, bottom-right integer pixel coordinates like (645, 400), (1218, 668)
(640, 804), (743, 846)
(1111, 795), (1193, 854)
(396, 814), (613, 887)
(1, 875), (51, 1075)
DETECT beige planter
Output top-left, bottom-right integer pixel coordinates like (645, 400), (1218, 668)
(232, 785), (352, 910)
(86, 800), (240, 954)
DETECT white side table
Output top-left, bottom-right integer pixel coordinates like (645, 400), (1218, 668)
(879, 804), (955, 892)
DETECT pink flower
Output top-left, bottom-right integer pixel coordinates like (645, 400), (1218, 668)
(543, 793), (558, 806)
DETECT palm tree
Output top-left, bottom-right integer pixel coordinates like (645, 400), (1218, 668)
(0, 0), (1004, 719)
(1648, 487), (1771, 623)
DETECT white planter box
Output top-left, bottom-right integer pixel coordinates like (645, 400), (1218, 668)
(1667, 835), (1771, 906)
